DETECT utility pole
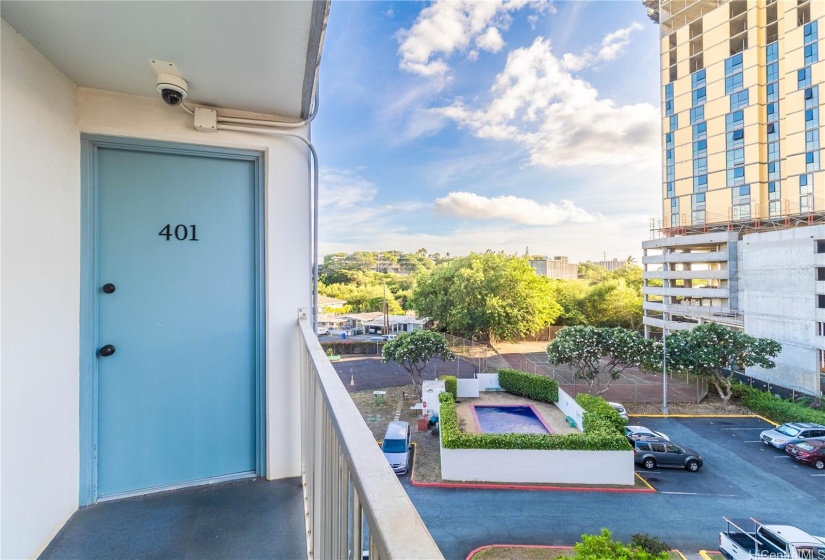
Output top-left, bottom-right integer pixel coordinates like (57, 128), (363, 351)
(662, 247), (669, 415)
(382, 281), (389, 335)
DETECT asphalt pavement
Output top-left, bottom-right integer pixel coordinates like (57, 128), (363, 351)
(401, 415), (825, 560)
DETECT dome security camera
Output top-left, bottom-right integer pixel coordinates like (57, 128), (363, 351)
(156, 73), (188, 106)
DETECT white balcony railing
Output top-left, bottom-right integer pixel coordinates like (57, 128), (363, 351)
(298, 310), (443, 560)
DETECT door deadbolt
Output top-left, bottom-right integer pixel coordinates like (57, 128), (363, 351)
(99, 344), (116, 357)
(103, 283), (116, 294)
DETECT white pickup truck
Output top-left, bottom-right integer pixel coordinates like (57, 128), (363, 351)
(719, 517), (825, 560)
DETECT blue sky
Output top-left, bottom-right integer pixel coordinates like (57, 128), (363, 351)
(314, 0), (662, 262)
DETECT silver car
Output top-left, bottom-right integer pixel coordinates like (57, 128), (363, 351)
(381, 421), (412, 475)
(625, 425), (670, 442)
(760, 422), (825, 449)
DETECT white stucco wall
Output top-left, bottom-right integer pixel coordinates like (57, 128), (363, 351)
(554, 387), (585, 431)
(742, 225), (823, 395)
(1, 19), (81, 559)
(440, 447), (634, 485)
(457, 378), (480, 398)
(2, 19), (311, 557)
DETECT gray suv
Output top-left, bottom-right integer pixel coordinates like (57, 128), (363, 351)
(634, 438), (703, 472)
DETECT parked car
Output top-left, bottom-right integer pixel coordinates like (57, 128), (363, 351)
(633, 438), (703, 472)
(608, 401), (629, 419)
(381, 421), (412, 475)
(625, 425), (670, 443)
(785, 439), (825, 470)
(316, 326), (329, 336)
(760, 422), (825, 449)
(367, 336), (387, 342)
(719, 517), (825, 560)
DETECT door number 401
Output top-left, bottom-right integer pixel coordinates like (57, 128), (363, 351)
(159, 224), (199, 241)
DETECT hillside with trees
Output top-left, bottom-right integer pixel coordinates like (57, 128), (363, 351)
(317, 249), (646, 336)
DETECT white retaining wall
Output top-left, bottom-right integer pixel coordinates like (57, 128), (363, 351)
(440, 446), (634, 485)
(554, 387), (585, 431)
(477, 373), (501, 390)
(457, 379), (480, 398)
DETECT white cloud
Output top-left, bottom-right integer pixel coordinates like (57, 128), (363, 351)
(396, 0), (548, 78)
(319, 169), (378, 208)
(562, 21), (643, 71)
(476, 27), (505, 53)
(437, 32), (658, 168)
(435, 191), (597, 225)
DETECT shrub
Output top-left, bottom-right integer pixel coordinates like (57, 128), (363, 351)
(438, 391), (629, 451)
(574, 529), (669, 560)
(320, 341), (382, 355)
(629, 534), (671, 556)
(439, 375), (458, 400)
(498, 369), (559, 403)
(731, 383), (825, 425)
(576, 393), (627, 434)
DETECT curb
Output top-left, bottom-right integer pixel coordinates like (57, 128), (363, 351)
(699, 550), (721, 559)
(465, 544), (574, 560)
(631, 413), (778, 424)
(465, 544), (688, 560)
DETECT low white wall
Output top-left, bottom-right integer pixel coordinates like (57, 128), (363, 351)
(477, 373), (500, 390)
(554, 387), (585, 431)
(457, 379), (480, 398)
(440, 447), (634, 485)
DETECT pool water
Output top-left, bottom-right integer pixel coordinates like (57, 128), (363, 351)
(473, 405), (551, 434)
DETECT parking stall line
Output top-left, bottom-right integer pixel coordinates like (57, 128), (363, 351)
(744, 440), (763, 443)
(659, 491), (738, 497)
(719, 427), (765, 430)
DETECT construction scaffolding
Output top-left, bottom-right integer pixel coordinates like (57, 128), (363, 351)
(650, 207), (825, 239)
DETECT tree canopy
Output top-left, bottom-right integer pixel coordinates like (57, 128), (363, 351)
(411, 252), (563, 343)
(381, 330), (454, 392)
(663, 322), (781, 407)
(547, 326), (656, 395)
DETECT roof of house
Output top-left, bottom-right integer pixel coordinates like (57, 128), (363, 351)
(318, 295), (347, 306)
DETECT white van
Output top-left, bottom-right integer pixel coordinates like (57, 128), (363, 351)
(381, 421), (411, 475)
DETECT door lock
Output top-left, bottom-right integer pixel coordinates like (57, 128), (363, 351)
(98, 344), (116, 357)
(102, 283), (116, 294)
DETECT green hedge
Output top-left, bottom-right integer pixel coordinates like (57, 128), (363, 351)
(576, 394), (628, 434)
(437, 392), (629, 451)
(731, 384), (825, 425)
(320, 341), (382, 355)
(439, 375), (458, 400)
(498, 369), (559, 403)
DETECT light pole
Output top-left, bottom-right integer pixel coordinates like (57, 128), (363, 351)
(662, 247), (669, 415)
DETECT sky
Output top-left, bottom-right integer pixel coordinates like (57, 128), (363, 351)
(313, 0), (663, 263)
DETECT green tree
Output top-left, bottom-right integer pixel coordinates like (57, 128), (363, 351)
(547, 326), (655, 395)
(411, 253), (562, 342)
(580, 278), (643, 330)
(578, 262), (611, 283)
(548, 279), (591, 326)
(574, 529), (668, 560)
(382, 331), (455, 392)
(664, 322), (781, 408)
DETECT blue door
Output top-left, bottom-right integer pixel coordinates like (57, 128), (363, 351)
(95, 145), (259, 498)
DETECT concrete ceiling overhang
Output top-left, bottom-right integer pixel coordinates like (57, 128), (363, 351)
(0, 0), (329, 119)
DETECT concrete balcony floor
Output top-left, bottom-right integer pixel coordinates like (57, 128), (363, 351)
(40, 477), (306, 560)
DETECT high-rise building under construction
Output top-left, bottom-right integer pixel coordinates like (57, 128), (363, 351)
(642, 0), (825, 396)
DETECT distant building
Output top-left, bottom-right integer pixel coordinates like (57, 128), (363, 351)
(529, 256), (578, 280)
(591, 258), (627, 272)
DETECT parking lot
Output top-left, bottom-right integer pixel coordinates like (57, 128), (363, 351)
(403, 414), (824, 559)
(633, 416), (825, 500)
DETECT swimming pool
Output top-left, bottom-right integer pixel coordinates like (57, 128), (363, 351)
(471, 405), (553, 434)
